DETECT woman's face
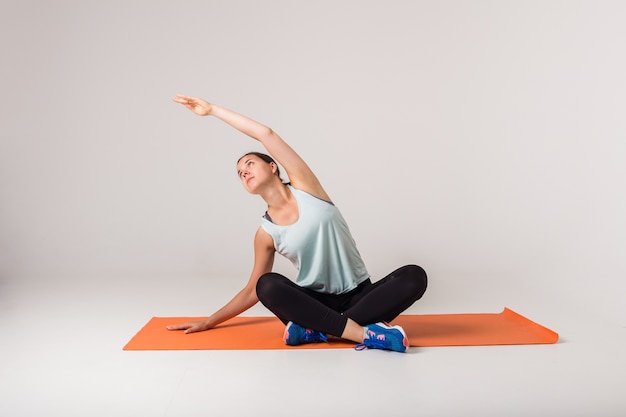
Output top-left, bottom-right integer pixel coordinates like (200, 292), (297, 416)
(236, 154), (276, 193)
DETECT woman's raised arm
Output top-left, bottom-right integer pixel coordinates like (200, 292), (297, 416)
(172, 94), (329, 200)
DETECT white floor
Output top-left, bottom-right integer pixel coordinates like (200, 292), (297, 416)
(1, 275), (625, 417)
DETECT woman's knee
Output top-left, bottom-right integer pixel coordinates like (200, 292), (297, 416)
(256, 272), (288, 303)
(398, 264), (428, 298)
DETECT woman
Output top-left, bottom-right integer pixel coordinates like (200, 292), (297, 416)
(167, 94), (427, 352)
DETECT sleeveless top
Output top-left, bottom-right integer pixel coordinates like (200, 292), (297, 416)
(260, 185), (370, 294)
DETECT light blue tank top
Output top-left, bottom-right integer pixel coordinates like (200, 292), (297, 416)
(261, 185), (370, 294)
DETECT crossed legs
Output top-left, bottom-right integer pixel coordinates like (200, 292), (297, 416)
(255, 264), (428, 343)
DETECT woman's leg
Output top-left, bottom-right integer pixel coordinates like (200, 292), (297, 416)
(256, 271), (418, 351)
(342, 264), (427, 325)
(255, 272), (348, 337)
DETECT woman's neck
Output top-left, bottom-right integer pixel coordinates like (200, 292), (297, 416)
(261, 182), (291, 210)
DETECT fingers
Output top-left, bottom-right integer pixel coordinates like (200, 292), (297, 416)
(166, 321), (204, 334)
(166, 323), (191, 331)
(172, 94), (194, 105)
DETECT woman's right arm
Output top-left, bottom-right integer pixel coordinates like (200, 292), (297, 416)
(166, 227), (275, 333)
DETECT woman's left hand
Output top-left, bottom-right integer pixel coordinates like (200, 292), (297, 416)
(172, 94), (214, 116)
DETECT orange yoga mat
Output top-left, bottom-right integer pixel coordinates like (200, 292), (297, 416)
(123, 308), (558, 350)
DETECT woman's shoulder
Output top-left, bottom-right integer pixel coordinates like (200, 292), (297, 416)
(289, 185), (334, 206)
(255, 225), (275, 246)
(287, 176), (332, 203)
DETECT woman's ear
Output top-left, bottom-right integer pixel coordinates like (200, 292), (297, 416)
(270, 162), (277, 174)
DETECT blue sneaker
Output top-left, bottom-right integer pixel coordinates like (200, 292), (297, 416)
(355, 322), (409, 352)
(283, 321), (328, 346)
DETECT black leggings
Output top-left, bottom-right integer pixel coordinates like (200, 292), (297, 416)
(255, 264), (427, 337)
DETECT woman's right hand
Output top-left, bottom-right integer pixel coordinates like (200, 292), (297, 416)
(166, 319), (213, 334)
(172, 94), (213, 116)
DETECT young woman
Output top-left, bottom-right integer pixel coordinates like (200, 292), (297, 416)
(166, 94), (427, 352)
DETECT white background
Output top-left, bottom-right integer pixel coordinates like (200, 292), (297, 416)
(1, 1), (625, 416)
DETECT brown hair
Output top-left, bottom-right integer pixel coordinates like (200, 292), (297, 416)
(237, 152), (287, 183)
